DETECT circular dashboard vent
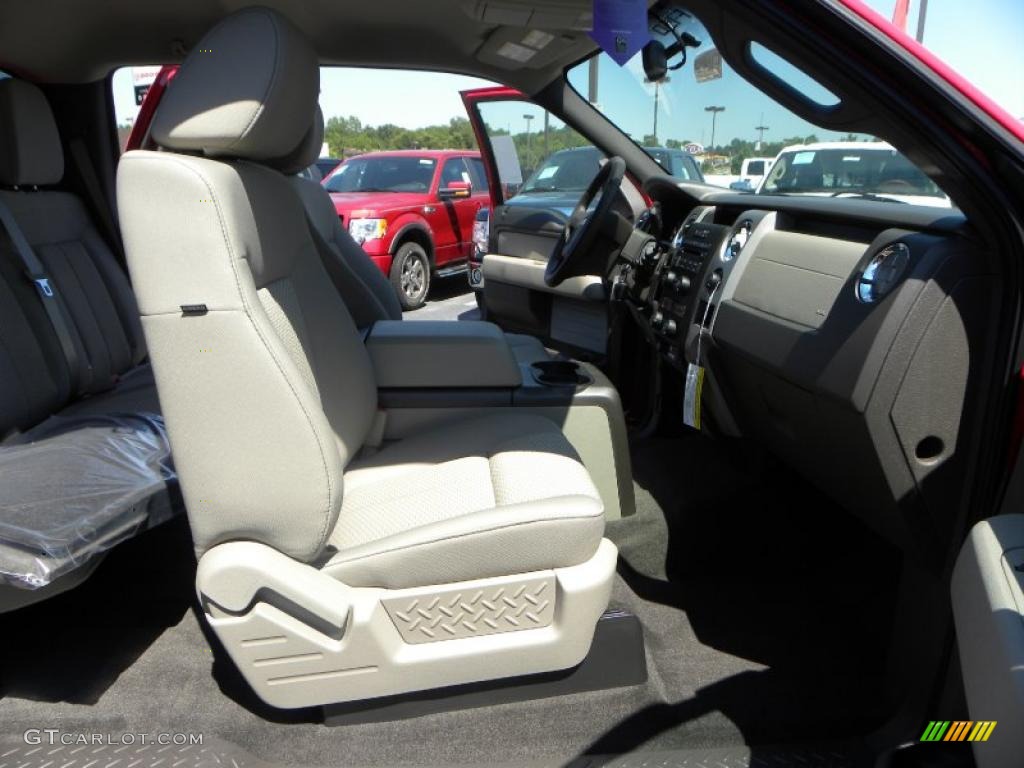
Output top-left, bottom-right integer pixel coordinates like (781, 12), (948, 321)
(673, 206), (712, 249)
(856, 242), (910, 304)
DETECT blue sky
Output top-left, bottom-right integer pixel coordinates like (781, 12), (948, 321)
(113, 0), (1023, 146)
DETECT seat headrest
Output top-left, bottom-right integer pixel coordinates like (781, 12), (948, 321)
(0, 78), (64, 186)
(151, 7), (318, 164)
(274, 105), (325, 176)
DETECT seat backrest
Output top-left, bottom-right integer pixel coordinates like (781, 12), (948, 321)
(117, 7), (378, 562)
(0, 253), (69, 437)
(0, 78), (146, 434)
(280, 109), (403, 328)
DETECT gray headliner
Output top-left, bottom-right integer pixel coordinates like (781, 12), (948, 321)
(0, 0), (599, 92)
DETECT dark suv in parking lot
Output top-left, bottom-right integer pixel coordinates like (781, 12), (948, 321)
(469, 145), (704, 295)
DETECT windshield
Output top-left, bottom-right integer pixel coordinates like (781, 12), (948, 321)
(760, 145), (948, 203)
(520, 149), (600, 194)
(324, 155), (436, 193)
(647, 148), (701, 180)
(566, 4), (953, 207)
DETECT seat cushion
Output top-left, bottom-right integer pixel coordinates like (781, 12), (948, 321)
(0, 411), (175, 589)
(324, 413), (604, 589)
(60, 364), (161, 419)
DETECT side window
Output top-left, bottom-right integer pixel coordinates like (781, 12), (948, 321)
(746, 160), (766, 176)
(440, 157), (470, 189)
(111, 66), (163, 152)
(467, 157), (490, 194)
(670, 154), (691, 180)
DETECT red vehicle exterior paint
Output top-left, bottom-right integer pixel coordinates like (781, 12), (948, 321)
(125, 65), (178, 151)
(322, 149), (489, 276)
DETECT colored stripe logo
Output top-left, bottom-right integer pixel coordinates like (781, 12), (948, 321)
(920, 721), (997, 742)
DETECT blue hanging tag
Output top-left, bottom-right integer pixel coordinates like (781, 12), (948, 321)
(590, 0), (651, 66)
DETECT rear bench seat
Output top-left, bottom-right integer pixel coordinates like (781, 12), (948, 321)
(0, 77), (178, 611)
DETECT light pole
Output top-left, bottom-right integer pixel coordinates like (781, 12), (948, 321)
(523, 114), (534, 171)
(588, 58), (600, 106)
(915, 0), (929, 42)
(755, 113), (769, 151)
(644, 77), (670, 144)
(704, 106), (725, 153)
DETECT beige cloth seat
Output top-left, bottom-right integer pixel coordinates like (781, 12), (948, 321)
(283, 110), (553, 365)
(325, 412), (603, 589)
(116, 7), (615, 707)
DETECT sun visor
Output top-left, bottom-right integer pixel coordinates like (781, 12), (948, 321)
(463, 0), (594, 29)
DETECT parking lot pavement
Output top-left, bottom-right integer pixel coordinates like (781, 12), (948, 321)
(402, 275), (481, 322)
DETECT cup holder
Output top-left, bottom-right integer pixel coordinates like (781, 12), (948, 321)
(531, 360), (590, 387)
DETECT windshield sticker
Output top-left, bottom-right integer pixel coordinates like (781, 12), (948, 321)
(842, 156), (861, 162)
(792, 151), (816, 165)
(694, 49), (723, 83)
(491, 135), (523, 184)
(418, 159), (434, 166)
(590, 0), (651, 66)
(537, 166), (559, 180)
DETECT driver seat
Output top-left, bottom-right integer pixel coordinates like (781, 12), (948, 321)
(116, 7), (616, 709)
(280, 108), (556, 365)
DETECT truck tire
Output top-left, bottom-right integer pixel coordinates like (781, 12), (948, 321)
(390, 241), (431, 311)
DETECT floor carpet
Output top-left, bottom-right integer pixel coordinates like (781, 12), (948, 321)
(0, 433), (901, 767)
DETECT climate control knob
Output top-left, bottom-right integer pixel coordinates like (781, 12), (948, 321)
(665, 271), (691, 293)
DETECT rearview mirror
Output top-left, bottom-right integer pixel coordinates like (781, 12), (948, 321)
(438, 181), (472, 200)
(641, 41), (668, 83)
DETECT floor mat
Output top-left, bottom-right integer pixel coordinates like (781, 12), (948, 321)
(0, 434), (900, 767)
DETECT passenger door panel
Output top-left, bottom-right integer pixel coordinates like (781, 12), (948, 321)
(951, 515), (1024, 768)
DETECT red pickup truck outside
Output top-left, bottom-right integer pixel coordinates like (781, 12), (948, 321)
(322, 149), (490, 310)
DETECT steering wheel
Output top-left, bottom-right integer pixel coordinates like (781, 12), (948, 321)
(544, 156), (626, 287)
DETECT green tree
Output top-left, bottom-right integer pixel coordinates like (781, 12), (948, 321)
(323, 114), (481, 156)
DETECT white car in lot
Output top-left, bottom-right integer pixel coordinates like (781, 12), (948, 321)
(757, 141), (953, 206)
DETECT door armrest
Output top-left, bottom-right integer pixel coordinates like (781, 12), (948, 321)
(482, 255), (606, 301)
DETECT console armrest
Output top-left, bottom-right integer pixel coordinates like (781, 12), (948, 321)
(366, 321), (522, 388)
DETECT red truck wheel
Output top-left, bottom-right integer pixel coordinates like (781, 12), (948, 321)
(390, 242), (431, 311)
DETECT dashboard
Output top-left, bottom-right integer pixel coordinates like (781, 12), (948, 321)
(613, 176), (996, 552)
